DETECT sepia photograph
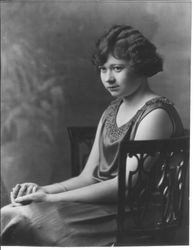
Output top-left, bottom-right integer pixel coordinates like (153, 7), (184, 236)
(1, 0), (191, 247)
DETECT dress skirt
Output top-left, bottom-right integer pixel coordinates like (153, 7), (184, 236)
(1, 201), (118, 246)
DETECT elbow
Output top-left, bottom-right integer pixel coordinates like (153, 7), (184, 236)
(79, 172), (97, 185)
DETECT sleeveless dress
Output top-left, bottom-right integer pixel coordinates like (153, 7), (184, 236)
(1, 97), (184, 247)
(93, 96), (184, 181)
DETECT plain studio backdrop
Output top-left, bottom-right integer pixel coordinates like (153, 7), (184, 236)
(1, 0), (191, 211)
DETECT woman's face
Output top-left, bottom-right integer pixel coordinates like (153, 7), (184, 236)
(99, 54), (142, 98)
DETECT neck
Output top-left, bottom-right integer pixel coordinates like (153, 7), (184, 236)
(122, 78), (153, 107)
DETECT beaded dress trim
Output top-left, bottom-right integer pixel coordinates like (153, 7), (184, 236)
(103, 96), (174, 143)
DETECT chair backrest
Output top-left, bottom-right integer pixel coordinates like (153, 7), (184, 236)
(67, 126), (96, 176)
(117, 136), (189, 243)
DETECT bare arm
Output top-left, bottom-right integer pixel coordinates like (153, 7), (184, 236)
(47, 177), (118, 203)
(40, 117), (104, 194)
(125, 108), (173, 180)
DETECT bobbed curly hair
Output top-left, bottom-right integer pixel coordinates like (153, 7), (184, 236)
(92, 25), (163, 77)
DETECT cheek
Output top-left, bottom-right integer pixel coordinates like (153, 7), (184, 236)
(117, 70), (132, 83)
(123, 72), (137, 85)
(100, 73), (105, 84)
(117, 74), (130, 86)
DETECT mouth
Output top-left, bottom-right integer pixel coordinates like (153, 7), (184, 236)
(107, 86), (119, 91)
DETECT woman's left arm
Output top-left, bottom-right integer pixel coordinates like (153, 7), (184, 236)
(125, 108), (173, 175)
(134, 108), (173, 140)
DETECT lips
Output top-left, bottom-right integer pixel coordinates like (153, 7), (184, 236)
(107, 86), (119, 91)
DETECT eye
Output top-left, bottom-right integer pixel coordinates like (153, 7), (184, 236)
(98, 66), (107, 73)
(113, 66), (124, 72)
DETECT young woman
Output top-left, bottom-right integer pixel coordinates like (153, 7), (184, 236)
(1, 25), (184, 246)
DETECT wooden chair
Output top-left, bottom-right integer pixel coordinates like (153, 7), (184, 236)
(67, 127), (189, 245)
(67, 126), (96, 176)
(117, 136), (189, 246)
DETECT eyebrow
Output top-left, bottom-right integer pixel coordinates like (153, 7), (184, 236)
(111, 64), (125, 66)
(99, 63), (126, 68)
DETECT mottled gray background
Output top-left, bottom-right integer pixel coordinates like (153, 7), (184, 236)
(1, 0), (191, 206)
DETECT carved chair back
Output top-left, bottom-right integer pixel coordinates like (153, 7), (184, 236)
(117, 136), (189, 245)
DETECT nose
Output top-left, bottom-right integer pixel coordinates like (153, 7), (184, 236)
(105, 70), (115, 84)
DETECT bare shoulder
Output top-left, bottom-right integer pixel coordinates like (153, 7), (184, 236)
(135, 108), (173, 140)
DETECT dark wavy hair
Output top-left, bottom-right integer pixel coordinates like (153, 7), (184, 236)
(92, 25), (163, 77)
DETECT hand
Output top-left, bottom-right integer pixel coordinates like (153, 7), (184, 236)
(14, 189), (48, 204)
(10, 191), (23, 206)
(12, 182), (39, 200)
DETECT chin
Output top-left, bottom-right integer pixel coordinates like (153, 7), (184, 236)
(109, 91), (122, 98)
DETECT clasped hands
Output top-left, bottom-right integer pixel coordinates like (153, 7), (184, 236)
(10, 183), (48, 205)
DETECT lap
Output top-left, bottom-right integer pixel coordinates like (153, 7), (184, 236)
(1, 201), (118, 246)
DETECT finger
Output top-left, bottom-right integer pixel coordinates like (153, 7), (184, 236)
(10, 192), (22, 206)
(15, 193), (34, 203)
(12, 184), (21, 199)
(32, 185), (38, 193)
(10, 191), (15, 203)
(27, 184), (38, 194)
(26, 185), (33, 195)
(17, 184), (28, 197)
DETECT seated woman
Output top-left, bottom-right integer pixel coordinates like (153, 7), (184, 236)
(1, 24), (184, 246)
